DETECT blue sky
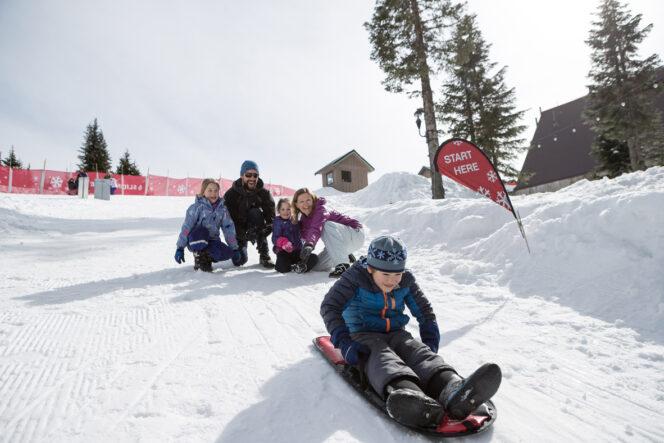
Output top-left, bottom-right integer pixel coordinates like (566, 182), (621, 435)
(1, 0), (662, 189)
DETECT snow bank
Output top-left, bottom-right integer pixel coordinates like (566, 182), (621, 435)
(355, 167), (664, 342)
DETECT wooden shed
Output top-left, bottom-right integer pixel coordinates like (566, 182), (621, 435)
(315, 150), (375, 193)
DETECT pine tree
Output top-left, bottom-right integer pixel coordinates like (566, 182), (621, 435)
(77, 118), (112, 173)
(366, 0), (462, 199)
(116, 149), (141, 175)
(584, 0), (664, 171)
(2, 146), (23, 169)
(594, 135), (630, 177)
(438, 14), (526, 179)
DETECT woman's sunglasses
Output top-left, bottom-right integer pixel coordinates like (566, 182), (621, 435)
(244, 173), (259, 178)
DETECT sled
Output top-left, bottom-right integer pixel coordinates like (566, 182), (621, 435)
(313, 335), (497, 438)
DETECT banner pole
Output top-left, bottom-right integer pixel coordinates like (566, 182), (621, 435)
(515, 210), (531, 254)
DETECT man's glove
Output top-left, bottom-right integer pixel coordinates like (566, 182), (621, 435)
(261, 225), (273, 237)
(419, 320), (440, 353)
(275, 237), (294, 253)
(174, 247), (185, 264)
(331, 326), (370, 366)
(300, 243), (314, 262)
(232, 248), (248, 266)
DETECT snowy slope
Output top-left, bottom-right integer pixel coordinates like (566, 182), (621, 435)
(1, 168), (663, 442)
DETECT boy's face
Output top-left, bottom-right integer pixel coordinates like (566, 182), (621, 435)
(278, 203), (291, 219)
(368, 267), (403, 292)
(204, 183), (220, 203)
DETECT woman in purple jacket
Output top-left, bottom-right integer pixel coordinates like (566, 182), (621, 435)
(292, 188), (365, 278)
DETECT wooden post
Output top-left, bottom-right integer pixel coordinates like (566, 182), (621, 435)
(165, 169), (170, 196)
(39, 159), (46, 194)
(144, 168), (150, 196)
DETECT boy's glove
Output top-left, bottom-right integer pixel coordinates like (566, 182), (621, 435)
(300, 243), (314, 261)
(331, 326), (370, 366)
(419, 320), (440, 353)
(174, 247), (185, 264)
(232, 248), (247, 266)
(275, 237), (294, 253)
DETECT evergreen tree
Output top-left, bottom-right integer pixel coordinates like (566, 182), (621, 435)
(2, 146), (23, 169)
(584, 0), (664, 171)
(116, 149), (141, 175)
(594, 135), (630, 177)
(438, 14), (526, 178)
(77, 118), (112, 173)
(366, 0), (462, 199)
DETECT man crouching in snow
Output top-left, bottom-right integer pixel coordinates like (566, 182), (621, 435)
(320, 235), (502, 428)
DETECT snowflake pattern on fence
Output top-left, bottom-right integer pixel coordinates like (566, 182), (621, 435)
(49, 176), (63, 189)
(177, 184), (187, 195)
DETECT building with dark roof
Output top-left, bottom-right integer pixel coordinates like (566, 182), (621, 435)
(315, 149), (375, 193)
(515, 72), (664, 194)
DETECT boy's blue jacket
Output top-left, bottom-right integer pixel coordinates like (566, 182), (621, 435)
(176, 196), (239, 250)
(320, 258), (436, 335)
(271, 217), (302, 253)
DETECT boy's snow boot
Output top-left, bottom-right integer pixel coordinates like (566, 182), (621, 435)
(386, 388), (445, 429)
(291, 262), (307, 273)
(438, 363), (502, 420)
(194, 251), (213, 272)
(329, 263), (350, 278)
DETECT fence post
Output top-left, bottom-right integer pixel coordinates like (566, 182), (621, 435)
(8, 167), (12, 193)
(144, 168), (150, 196)
(186, 174), (189, 196)
(39, 159), (46, 194)
(166, 169), (170, 196)
(121, 173), (125, 195)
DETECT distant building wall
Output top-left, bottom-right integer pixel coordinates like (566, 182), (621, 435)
(321, 156), (369, 192)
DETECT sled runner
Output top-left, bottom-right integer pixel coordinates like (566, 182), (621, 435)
(313, 335), (497, 438)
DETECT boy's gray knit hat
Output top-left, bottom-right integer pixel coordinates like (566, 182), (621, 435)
(366, 235), (407, 272)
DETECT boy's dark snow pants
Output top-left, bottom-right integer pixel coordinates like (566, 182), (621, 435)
(351, 329), (454, 399)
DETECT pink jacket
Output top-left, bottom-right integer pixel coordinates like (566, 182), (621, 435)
(298, 197), (361, 246)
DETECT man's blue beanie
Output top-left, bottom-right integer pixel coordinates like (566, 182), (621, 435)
(240, 160), (259, 176)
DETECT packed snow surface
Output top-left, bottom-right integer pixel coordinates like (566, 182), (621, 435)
(1, 168), (663, 442)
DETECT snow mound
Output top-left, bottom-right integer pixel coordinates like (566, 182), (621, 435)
(312, 186), (345, 198)
(347, 171), (480, 208)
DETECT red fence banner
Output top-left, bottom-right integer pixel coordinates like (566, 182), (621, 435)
(0, 166), (295, 198)
(434, 138), (530, 252)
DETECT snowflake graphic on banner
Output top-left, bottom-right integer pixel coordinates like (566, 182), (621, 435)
(487, 170), (498, 183)
(477, 186), (491, 198)
(177, 184), (187, 195)
(495, 191), (511, 209)
(453, 140), (463, 145)
(50, 176), (63, 189)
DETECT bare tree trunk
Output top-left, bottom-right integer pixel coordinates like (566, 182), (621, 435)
(410, 0), (445, 199)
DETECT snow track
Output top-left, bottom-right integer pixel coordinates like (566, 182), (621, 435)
(1, 171), (663, 442)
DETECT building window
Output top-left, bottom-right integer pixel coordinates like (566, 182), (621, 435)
(326, 171), (334, 185)
(341, 170), (352, 182)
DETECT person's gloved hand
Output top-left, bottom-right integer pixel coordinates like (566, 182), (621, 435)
(275, 237), (294, 253)
(331, 326), (370, 366)
(348, 219), (363, 230)
(174, 247), (185, 264)
(419, 320), (440, 353)
(261, 225), (273, 237)
(300, 243), (314, 262)
(232, 248), (247, 266)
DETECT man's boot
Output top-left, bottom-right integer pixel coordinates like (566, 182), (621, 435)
(257, 237), (274, 269)
(194, 251), (213, 272)
(438, 363), (502, 420)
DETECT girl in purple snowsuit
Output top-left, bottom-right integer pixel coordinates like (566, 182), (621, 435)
(292, 188), (365, 278)
(272, 198), (318, 273)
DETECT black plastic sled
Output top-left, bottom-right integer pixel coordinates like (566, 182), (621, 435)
(313, 336), (497, 438)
